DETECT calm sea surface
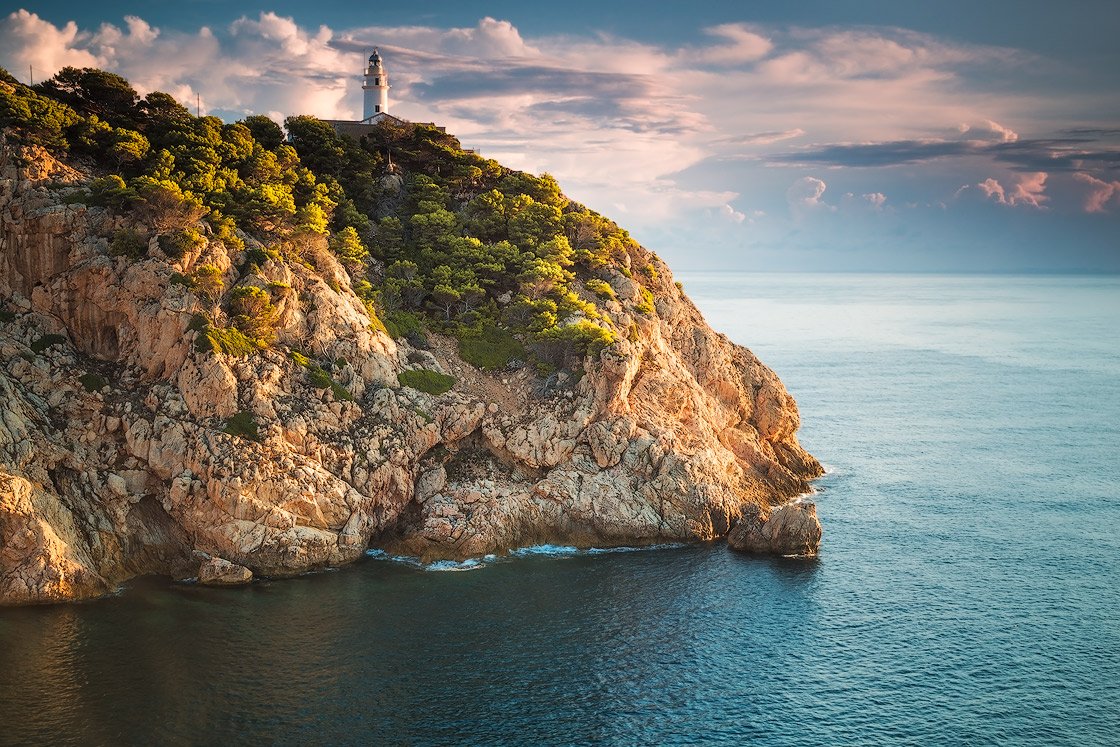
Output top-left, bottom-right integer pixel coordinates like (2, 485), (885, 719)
(2, 273), (1119, 745)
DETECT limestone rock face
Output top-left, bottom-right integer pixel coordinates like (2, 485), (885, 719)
(197, 556), (253, 586)
(727, 500), (822, 556)
(0, 142), (822, 605)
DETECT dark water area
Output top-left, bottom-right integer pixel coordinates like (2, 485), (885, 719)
(2, 274), (1119, 745)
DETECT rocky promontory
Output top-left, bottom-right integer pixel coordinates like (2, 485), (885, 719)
(0, 69), (821, 605)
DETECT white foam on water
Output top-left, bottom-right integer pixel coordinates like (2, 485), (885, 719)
(509, 544), (581, 557)
(367, 543), (687, 570)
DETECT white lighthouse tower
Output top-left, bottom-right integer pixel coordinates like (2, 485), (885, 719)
(362, 48), (389, 121)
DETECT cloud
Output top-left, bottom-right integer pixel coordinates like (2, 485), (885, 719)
(864, 192), (887, 208)
(1072, 172), (1120, 212)
(0, 9), (99, 75)
(769, 133), (1120, 176)
(719, 203), (746, 223)
(978, 172), (1049, 208)
(787, 176), (835, 214)
(984, 119), (1019, 143)
(692, 23), (773, 65)
(716, 128), (805, 147)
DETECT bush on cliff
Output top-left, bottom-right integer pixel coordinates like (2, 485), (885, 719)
(223, 410), (260, 441)
(228, 286), (278, 345)
(397, 369), (456, 395)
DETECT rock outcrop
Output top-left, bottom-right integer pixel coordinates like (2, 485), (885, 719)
(0, 142), (822, 605)
(197, 555), (253, 586)
(727, 499), (822, 556)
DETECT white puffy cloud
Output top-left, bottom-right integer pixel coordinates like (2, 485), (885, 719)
(787, 176), (834, 214)
(0, 9), (99, 77)
(864, 192), (887, 209)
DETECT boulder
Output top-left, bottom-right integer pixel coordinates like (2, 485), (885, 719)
(727, 500), (822, 556)
(197, 556), (253, 586)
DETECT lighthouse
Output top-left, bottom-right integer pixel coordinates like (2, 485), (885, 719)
(362, 48), (389, 120)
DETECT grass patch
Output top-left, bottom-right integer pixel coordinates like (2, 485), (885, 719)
(457, 323), (523, 370)
(30, 334), (67, 354)
(79, 373), (108, 392)
(223, 410), (260, 441)
(289, 349), (312, 367)
(398, 369), (456, 395)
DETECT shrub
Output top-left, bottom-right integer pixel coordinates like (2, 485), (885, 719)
(131, 177), (208, 233)
(383, 310), (425, 341)
(30, 334), (67, 353)
(191, 315), (258, 356)
(191, 264), (224, 302)
(109, 228), (148, 259)
(0, 310), (15, 323)
(634, 286), (655, 315)
(79, 373), (107, 392)
(352, 280), (389, 335)
(398, 369), (456, 395)
(457, 323), (523, 370)
(534, 320), (615, 366)
(229, 285), (278, 345)
(157, 227), (203, 260)
(308, 366), (354, 401)
(240, 246), (273, 271)
(307, 366), (333, 389)
(292, 351), (353, 400)
(223, 410), (260, 441)
(86, 175), (137, 209)
(586, 278), (616, 301)
(329, 225), (369, 268)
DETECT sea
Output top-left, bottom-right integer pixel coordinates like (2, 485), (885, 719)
(1, 273), (1118, 746)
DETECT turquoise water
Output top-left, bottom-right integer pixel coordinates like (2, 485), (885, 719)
(2, 273), (1118, 745)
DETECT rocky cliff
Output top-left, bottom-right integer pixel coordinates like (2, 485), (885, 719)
(0, 141), (821, 606)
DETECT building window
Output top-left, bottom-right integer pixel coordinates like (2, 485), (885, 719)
(375, 78), (381, 85)
(375, 105), (381, 112)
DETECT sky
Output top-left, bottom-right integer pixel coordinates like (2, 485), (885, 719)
(2, 1), (1119, 272)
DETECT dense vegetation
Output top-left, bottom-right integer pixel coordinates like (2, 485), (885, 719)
(0, 65), (662, 377)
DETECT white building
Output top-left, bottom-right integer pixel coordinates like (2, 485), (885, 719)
(362, 48), (390, 121)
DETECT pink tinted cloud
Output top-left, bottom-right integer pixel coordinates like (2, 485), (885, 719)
(1072, 172), (1120, 212)
(978, 172), (1048, 209)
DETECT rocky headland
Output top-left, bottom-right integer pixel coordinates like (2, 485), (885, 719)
(0, 70), (821, 605)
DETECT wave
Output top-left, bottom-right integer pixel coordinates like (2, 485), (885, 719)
(365, 543), (686, 571)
